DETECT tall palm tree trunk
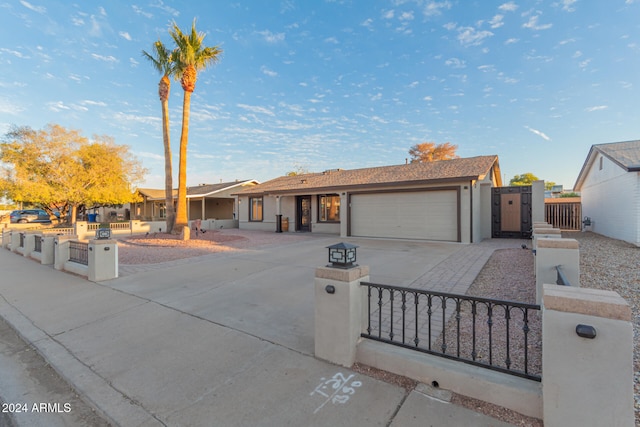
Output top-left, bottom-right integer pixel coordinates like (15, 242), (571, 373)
(174, 89), (192, 240)
(160, 76), (175, 233)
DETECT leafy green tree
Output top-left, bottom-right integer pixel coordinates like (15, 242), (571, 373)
(169, 19), (222, 240)
(509, 173), (539, 186)
(0, 124), (146, 223)
(142, 40), (176, 233)
(409, 142), (459, 163)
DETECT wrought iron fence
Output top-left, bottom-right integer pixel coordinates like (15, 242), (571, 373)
(361, 282), (542, 381)
(19, 233), (25, 248)
(69, 241), (89, 265)
(34, 236), (42, 253)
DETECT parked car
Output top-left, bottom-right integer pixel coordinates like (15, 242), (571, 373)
(10, 209), (52, 224)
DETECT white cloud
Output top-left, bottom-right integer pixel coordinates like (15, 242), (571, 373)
(258, 30), (285, 43)
(137, 151), (164, 161)
(20, 1), (45, 14)
(71, 16), (84, 26)
(525, 126), (551, 141)
(150, 0), (180, 17)
(499, 2), (518, 12)
(445, 57), (466, 68)
(91, 53), (118, 63)
(237, 103), (275, 116)
(0, 48), (28, 59)
(132, 5), (153, 19)
(423, 96), (433, 101)
(130, 57), (139, 67)
(505, 38), (519, 44)
(382, 10), (394, 19)
(457, 27), (494, 46)
(489, 14), (504, 28)
(361, 18), (374, 29)
(586, 105), (607, 112)
(399, 11), (414, 21)
(261, 66), (278, 77)
(424, 1), (452, 17)
(80, 100), (107, 107)
(119, 32), (132, 41)
(523, 15), (552, 30)
(443, 22), (457, 31)
(324, 37), (339, 44)
(371, 93), (382, 101)
(560, 0), (578, 12)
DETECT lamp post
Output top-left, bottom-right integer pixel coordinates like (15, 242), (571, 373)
(326, 242), (358, 269)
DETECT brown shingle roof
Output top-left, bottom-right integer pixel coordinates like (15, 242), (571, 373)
(137, 180), (257, 200)
(236, 155), (500, 195)
(574, 140), (640, 191)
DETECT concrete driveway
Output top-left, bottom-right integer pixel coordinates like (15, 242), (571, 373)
(0, 231), (519, 426)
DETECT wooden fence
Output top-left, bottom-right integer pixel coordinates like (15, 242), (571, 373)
(544, 198), (581, 230)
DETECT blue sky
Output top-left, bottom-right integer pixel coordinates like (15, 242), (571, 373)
(1, 1), (639, 189)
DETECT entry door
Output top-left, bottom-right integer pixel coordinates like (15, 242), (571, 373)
(296, 196), (311, 232)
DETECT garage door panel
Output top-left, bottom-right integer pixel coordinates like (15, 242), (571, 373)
(350, 191), (458, 241)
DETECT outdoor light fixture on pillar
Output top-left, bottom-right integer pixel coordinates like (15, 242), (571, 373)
(326, 242), (358, 269)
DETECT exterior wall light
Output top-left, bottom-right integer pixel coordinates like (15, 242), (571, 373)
(326, 242), (358, 269)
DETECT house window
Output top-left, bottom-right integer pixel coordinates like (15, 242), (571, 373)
(249, 197), (263, 221)
(159, 203), (166, 219)
(318, 194), (340, 222)
(599, 156), (603, 170)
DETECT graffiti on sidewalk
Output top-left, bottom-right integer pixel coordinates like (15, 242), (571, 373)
(310, 372), (362, 414)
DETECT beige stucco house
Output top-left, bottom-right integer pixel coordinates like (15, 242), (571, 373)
(234, 156), (502, 243)
(133, 180), (259, 221)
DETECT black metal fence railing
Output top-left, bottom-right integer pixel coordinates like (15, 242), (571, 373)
(361, 281), (542, 382)
(34, 236), (42, 253)
(69, 241), (89, 265)
(555, 265), (571, 286)
(19, 232), (25, 248)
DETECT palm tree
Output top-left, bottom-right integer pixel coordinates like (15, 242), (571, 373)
(169, 19), (222, 240)
(142, 40), (176, 232)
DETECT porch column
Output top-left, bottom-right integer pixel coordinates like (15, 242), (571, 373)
(275, 195), (282, 233)
(201, 197), (205, 220)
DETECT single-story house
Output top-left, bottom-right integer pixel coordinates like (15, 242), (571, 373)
(133, 180), (259, 221)
(234, 155), (502, 243)
(574, 140), (640, 247)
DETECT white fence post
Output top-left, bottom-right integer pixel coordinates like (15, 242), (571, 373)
(542, 284), (634, 426)
(314, 265), (369, 367)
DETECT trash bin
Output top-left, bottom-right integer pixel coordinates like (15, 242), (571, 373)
(87, 213), (96, 223)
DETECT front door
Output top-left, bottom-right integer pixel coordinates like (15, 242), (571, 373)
(296, 196), (311, 232)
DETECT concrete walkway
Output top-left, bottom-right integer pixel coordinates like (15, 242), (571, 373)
(0, 234), (526, 426)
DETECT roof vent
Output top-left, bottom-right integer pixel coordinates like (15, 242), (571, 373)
(301, 179), (308, 184)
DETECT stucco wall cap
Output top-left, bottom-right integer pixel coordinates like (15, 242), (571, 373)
(315, 265), (370, 282)
(537, 238), (579, 249)
(543, 284), (631, 321)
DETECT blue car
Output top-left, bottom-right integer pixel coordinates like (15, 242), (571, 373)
(10, 209), (52, 224)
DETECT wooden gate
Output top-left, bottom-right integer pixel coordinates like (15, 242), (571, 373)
(492, 186), (532, 238)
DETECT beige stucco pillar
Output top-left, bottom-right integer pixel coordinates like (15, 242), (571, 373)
(314, 265), (369, 367)
(88, 239), (118, 282)
(535, 238), (579, 304)
(39, 235), (56, 265)
(542, 284), (634, 427)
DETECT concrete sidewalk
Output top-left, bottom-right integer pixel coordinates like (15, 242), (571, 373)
(0, 235), (521, 426)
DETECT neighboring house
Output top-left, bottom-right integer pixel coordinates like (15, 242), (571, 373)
(133, 180), (259, 221)
(574, 140), (640, 247)
(234, 156), (502, 243)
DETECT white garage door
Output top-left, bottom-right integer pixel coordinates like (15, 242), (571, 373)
(350, 190), (458, 241)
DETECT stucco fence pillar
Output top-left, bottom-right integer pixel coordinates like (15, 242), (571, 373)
(314, 265), (370, 367)
(88, 239), (118, 282)
(32, 235), (56, 265)
(542, 284), (634, 426)
(535, 238), (579, 304)
(54, 235), (76, 271)
(2, 229), (12, 250)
